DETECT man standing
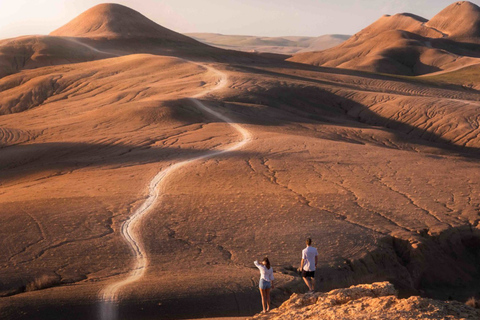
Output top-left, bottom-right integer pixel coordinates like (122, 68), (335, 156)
(299, 238), (318, 292)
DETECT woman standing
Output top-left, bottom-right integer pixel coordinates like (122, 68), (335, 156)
(254, 257), (274, 313)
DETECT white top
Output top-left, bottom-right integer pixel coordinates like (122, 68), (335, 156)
(254, 260), (274, 282)
(302, 246), (318, 271)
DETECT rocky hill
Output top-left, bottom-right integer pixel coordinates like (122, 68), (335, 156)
(251, 282), (480, 320)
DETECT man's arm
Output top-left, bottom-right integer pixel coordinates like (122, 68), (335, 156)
(299, 258), (305, 271)
(315, 255), (318, 268)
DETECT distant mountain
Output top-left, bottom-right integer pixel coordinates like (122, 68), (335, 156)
(289, 1), (480, 75)
(186, 33), (350, 55)
(298, 34), (351, 53)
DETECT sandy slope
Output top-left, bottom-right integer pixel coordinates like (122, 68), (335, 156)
(99, 64), (251, 320)
(0, 35), (113, 79)
(2, 55), (480, 319)
(425, 1), (480, 39)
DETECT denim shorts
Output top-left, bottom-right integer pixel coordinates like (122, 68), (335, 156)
(259, 278), (271, 289)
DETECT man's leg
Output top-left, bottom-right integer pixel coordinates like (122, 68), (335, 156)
(302, 276), (312, 290)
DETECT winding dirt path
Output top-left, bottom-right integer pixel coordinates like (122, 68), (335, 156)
(99, 62), (251, 319)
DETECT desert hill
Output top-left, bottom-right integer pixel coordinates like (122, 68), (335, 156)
(289, 1), (480, 75)
(50, 3), (197, 42)
(354, 13), (441, 39)
(186, 33), (350, 54)
(426, 1), (480, 39)
(0, 4), (276, 79)
(0, 4), (206, 78)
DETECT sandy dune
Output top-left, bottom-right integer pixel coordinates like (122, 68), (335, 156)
(1, 2), (480, 320)
(290, 1), (480, 75)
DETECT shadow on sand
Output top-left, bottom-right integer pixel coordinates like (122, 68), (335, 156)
(0, 141), (255, 183)
(2, 289), (259, 320)
(167, 73), (480, 160)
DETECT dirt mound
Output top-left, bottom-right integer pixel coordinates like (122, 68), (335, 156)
(289, 1), (480, 75)
(291, 29), (478, 75)
(426, 1), (480, 39)
(252, 282), (480, 319)
(358, 13), (441, 39)
(50, 3), (197, 43)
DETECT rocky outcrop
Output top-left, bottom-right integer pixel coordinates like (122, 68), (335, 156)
(252, 282), (480, 320)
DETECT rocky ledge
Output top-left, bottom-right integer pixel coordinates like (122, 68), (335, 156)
(251, 282), (480, 320)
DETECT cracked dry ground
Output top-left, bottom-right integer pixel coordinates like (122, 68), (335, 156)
(1, 56), (480, 319)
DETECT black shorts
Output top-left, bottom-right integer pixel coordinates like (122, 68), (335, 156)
(302, 270), (315, 278)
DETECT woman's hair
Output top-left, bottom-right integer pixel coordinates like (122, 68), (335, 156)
(263, 257), (271, 269)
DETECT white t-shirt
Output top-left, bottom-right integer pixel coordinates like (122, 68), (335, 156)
(302, 246), (318, 271)
(254, 261), (274, 282)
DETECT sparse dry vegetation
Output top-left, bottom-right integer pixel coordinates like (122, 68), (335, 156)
(466, 297), (480, 309)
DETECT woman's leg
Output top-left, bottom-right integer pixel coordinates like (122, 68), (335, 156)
(259, 288), (266, 312)
(265, 288), (271, 311)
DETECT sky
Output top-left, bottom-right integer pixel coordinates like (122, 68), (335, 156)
(0, 0), (478, 40)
